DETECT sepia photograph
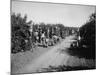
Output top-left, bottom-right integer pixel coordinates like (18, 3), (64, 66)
(11, 0), (96, 74)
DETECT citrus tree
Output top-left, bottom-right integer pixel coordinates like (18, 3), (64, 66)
(11, 13), (32, 53)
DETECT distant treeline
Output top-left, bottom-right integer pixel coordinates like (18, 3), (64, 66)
(11, 13), (78, 53)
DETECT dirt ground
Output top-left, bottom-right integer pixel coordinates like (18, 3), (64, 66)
(11, 35), (95, 74)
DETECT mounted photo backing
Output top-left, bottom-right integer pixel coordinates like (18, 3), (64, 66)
(11, 0), (96, 74)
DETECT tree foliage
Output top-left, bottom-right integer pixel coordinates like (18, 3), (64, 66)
(11, 13), (32, 53)
(11, 13), (78, 54)
(79, 13), (96, 48)
(69, 13), (96, 59)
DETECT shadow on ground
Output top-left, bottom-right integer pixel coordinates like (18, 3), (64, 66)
(67, 47), (96, 59)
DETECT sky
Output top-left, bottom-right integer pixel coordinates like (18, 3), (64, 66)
(12, 0), (96, 27)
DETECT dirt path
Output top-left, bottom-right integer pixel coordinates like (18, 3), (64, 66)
(18, 36), (76, 73)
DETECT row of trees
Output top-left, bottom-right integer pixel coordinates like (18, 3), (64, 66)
(32, 23), (78, 39)
(69, 13), (96, 59)
(11, 13), (32, 53)
(11, 13), (78, 53)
